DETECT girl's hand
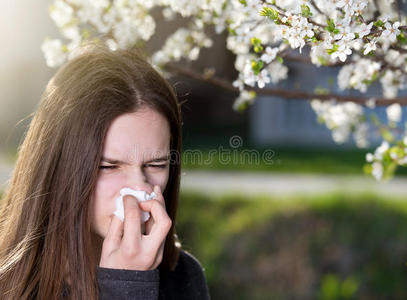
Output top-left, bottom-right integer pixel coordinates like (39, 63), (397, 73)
(99, 185), (171, 270)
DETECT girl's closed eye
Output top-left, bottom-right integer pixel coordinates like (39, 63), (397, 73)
(99, 164), (168, 170)
(145, 163), (168, 169)
(99, 165), (117, 170)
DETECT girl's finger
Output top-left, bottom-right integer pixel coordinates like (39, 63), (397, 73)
(154, 185), (167, 208)
(103, 214), (124, 252)
(121, 194), (142, 248)
(139, 200), (172, 248)
(145, 185), (164, 235)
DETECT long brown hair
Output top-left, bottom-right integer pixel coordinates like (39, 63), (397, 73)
(0, 44), (182, 299)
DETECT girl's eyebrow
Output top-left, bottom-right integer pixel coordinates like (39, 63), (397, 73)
(101, 155), (169, 164)
(145, 156), (170, 163)
(101, 157), (126, 164)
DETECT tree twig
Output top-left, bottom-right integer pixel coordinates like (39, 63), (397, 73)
(165, 63), (407, 106)
(310, 0), (324, 15)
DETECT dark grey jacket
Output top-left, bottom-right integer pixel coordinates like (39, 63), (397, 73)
(63, 250), (210, 299)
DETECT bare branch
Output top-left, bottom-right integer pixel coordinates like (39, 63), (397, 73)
(281, 53), (348, 67)
(165, 63), (407, 107)
(390, 45), (407, 54)
(310, 0), (324, 15)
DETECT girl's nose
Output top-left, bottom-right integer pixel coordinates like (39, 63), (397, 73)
(125, 168), (153, 194)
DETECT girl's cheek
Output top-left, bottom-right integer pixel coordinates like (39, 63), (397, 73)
(99, 173), (124, 193)
(146, 170), (169, 192)
(95, 173), (125, 213)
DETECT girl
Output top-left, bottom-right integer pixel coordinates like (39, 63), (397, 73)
(0, 44), (210, 299)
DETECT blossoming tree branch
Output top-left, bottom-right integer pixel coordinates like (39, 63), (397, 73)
(42, 0), (407, 181)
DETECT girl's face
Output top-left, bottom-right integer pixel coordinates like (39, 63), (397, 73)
(91, 106), (171, 238)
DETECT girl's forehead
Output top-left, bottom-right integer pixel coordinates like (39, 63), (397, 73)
(102, 108), (170, 163)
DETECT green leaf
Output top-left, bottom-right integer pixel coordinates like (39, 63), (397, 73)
(370, 113), (381, 126)
(371, 71), (379, 81)
(363, 163), (373, 175)
(251, 60), (264, 75)
(276, 56), (284, 63)
(380, 128), (395, 143)
(326, 44), (339, 54)
(236, 101), (250, 112)
(374, 20), (384, 28)
(317, 116), (325, 124)
(383, 161), (397, 180)
(319, 274), (341, 299)
(326, 19), (336, 33)
(62, 44), (69, 53)
(81, 29), (91, 39)
(318, 56), (329, 66)
(104, 2), (112, 12)
(397, 33), (407, 44)
(260, 7), (279, 21)
(228, 27), (237, 35)
(251, 37), (264, 53)
(340, 276), (358, 298)
(301, 4), (312, 17)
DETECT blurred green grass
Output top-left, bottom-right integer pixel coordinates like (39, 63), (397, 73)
(177, 191), (407, 300)
(1, 186), (406, 299)
(182, 146), (407, 176)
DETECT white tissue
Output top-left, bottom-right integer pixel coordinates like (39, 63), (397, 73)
(113, 187), (156, 223)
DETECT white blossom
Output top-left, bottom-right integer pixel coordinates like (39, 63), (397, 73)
(355, 22), (373, 38)
(260, 47), (279, 64)
(338, 59), (380, 93)
(374, 141), (390, 160)
(338, 65), (354, 90)
(331, 43), (352, 62)
(256, 69), (271, 88)
(233, 90), (256, 111)
(382, 21), (401, 42)
(353, 122), (369, 147)
(380, 70), (404, 99)
(386, 103), (402, 123)
(310, 99), (366, 144)
(106, 39), (118, 51)
(49, 0), (74, 28)
(372, 161), (383, 181)
(267, 62), (288, 84)
(334, 26), (355, 41)
(41, 39), (67, 67)
(363, 39), (377, 55)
